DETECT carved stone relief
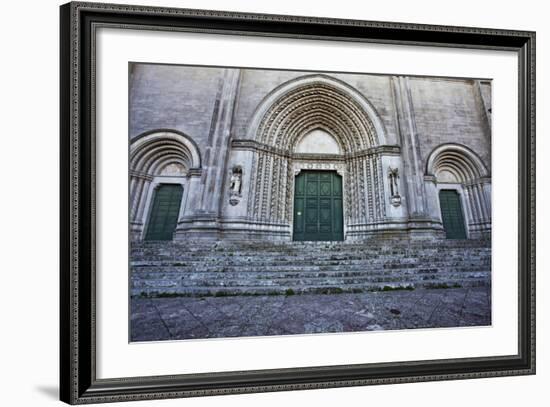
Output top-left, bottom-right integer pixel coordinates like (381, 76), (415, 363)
(292, 161), (344, 176)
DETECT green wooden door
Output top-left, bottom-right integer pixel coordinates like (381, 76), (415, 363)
(439, 189), (467, 239)
(145, 184), (183, 241)
(293, 171), (343, 241)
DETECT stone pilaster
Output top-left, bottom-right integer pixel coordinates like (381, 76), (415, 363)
(391, 76), (435, 228)
(178, 68), (242, 238)
(204, 69), (242, 213)
(473, 80), (492, 148)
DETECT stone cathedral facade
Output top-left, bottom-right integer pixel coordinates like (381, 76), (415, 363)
(129, 64), (492, 244)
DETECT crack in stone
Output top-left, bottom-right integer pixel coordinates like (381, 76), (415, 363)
(427, 298), (444, 324)
(265, 295), (289, 334)
(458, 288), (470, 322)
(179, 300), (214, 336)
(151, 300), (175, 339)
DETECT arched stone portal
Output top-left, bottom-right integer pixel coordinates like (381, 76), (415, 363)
(424, 143), (491, 238)
(129, 130), (202, 241)
(239, 74), (403, 241)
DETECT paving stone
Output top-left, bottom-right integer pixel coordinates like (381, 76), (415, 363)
(130, 287), (491, 341)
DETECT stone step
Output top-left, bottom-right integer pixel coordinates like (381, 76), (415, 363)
(131, 264), (489, 275)
(131, 248), (491, 258)
(131, 243), (491, 252)
(131, 254), (490, 265)
(131, 247), (491, 255)
(132, 268), (489, 281)
(132, 266), (490, 285)
(132, 271), (489, 288)
(130, 251), (491, 263)
(132, 270), (490, 286)
(132, 278), (490, 297)
(133, 239), (490, 249)
(131, 263), (490, 275)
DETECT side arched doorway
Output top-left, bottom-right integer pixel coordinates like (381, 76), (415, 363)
(425, 143), (491, 239)
(129, 130), (202, 241)
(438, 189), (467, 239)
(144, 184), (184, 241)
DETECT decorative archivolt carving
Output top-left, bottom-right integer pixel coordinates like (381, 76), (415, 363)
(257, 85), (377, 151)
(426, 143), (488, 184)
(130, 131), (201, 176)
(246, 74), (388, 148)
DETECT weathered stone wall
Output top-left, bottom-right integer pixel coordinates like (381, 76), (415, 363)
(129, 65), (491, 172)
(407, 78), (491, 166)
(129, 63), (224, 150)
(128, 63), (491, 241)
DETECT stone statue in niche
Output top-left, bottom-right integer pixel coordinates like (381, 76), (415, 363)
(229, 167), (243, 206)
(388, 167), (402, 207)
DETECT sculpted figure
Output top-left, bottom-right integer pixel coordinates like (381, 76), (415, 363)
(230, 167), (243, 196)
(388, 167), (402, 207)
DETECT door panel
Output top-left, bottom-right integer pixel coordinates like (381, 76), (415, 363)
(293, 171), (344, 241)
(145, 184), (183, 241)
(439, 189), (467, 239)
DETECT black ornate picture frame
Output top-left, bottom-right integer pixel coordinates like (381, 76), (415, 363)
(60, 1), (535, 404)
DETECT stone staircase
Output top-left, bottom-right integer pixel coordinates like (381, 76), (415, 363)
(130, 239), (491, 297)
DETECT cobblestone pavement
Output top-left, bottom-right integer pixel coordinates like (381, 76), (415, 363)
(130, 287), (491, 342)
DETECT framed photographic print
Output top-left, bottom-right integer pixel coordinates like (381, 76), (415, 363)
(60, 1), (535, 404)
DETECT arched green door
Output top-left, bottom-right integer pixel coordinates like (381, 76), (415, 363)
(293, 171), (343, 241)
(439, 189), (467, 239)
(145, 184), (183, 241)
